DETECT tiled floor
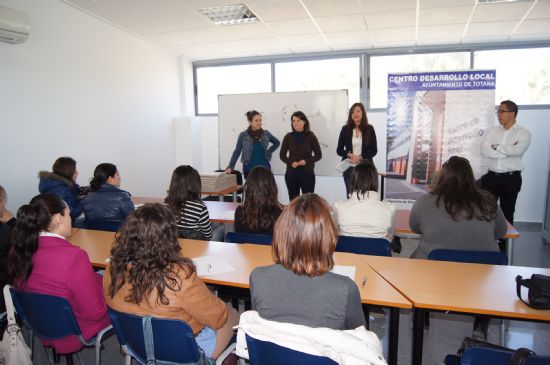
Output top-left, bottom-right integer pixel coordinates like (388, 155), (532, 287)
(29, 223), (550, 364)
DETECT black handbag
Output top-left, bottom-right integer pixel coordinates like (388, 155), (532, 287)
(516, 274), (550, 310)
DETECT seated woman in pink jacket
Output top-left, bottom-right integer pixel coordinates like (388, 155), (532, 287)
(8, 193), (110, 354)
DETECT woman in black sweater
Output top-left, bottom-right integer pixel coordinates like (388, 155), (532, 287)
(336, 102), (377, 196)
(279, 111), (322, 201)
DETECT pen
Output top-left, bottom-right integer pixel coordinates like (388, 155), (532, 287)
(361, 275), (367, 288)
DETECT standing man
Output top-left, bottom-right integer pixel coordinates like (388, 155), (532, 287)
(480, 100), (531, 248)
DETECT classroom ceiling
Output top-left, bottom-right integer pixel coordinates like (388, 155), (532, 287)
(63, 0), (550, 61)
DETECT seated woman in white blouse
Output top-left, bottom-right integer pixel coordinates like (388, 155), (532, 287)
(333, 161), (395, 240)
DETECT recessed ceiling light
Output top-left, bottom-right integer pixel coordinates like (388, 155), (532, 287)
(198, 4), (258, 26)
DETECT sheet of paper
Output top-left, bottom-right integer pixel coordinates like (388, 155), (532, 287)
(330, 265), (356, 281)
(220, 210), (236, 220)
(335, 159), (355, 173)
(133, 203), (143, 208)
(192, 255), (235, 276)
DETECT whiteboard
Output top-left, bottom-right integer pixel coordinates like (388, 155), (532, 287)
(218, 90), (349, 177)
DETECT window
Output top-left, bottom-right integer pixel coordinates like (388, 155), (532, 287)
(275, 57), (360, 107)
(195, 63), (271, 114)
(474, 47), (550, 105)
(369, 52), (470, 109)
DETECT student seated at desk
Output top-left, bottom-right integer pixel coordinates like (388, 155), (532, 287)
(250, 193), (366, 330)
(104, 204), (239, 360)
(333, 161), (395, 240)
(409, 156), (507, 259)
(38, 156), (84, 221)
(81, 163), (134, 226)
(234, 166), (283, 235)
(1, 185), (16, 315)
(165, 165), (223, 241)
(8, 193), (110, 354)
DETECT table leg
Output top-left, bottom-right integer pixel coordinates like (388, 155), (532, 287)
(380, 175), (385, 201)
(232, 191), (237, 202)
(412, 308), (425, 365)
(506, 238), (514, 265)
(388, 307), (399, 365)
(218, 194), (223, 202)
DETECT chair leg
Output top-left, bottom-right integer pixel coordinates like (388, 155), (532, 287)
(125, 354), (132, 365)
(76, 352), (85, 365)
(65, 354), (74, 365)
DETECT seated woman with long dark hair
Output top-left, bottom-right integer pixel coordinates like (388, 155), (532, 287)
(81, 163), (134, 226)
(104, 204), (239, 360)
(333, 161), (395, 240)
(8, 193), (110, 354)
(234, 166), (283, 235)
(410, 156), (507, 259)
(165, 165), (224, 241)
(250, 193), (366, 329)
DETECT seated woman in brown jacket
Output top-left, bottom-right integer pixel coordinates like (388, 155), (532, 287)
(103, 203), (239, 359)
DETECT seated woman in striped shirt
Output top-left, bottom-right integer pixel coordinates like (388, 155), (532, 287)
(165, 165), (224, 241)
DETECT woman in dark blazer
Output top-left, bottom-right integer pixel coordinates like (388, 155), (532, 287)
(336, 102), (377, 196)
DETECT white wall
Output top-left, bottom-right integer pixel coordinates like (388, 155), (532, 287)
(0, 0), (181, 212)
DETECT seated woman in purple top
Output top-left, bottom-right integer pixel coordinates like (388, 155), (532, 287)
(8, 193), (110, 354)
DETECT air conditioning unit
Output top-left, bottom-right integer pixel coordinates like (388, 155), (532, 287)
(0, 5), (30, 44)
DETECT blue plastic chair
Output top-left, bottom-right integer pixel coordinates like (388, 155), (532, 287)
(225, 232), (273, 245)
(444, 347), (550, 364)
(246, 334), (338, 365)
(336, 235), (392, 256)
(108, 308), (235, 365)
(428, 249), (508, 265)
(9, 287), (113, 365)
(83, 219), (123, 232)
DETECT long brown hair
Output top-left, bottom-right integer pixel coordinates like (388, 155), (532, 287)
(241, 166), (282, 232)
(346, 102), (372, 145)
(272, 194), (337, 277)
(432, 156), (497, 221)
(165, 165), (202, 209)
(108, 204), (195, 305)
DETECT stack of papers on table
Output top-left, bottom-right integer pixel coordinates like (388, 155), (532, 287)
(200, 172), (237, 192)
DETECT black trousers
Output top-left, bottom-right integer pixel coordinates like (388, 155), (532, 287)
(343, 166), (353, 197)
(285, 170), (315, 201)
(480, 171), (522, 224)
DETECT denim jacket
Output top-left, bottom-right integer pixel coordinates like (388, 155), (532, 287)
(227, 130), (280, 169)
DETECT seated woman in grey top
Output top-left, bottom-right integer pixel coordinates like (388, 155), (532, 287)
(409, 156), (507, 259)
(250, 193), (366, 330)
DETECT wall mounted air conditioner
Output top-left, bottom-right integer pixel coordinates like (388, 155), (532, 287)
(0, 5), (30, 44)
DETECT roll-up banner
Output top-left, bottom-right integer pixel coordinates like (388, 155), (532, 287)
(385, 70), (496, 203)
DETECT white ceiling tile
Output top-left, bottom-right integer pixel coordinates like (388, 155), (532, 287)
(419, 6), (473, 26)
(513, 19), (550, 36)
(253, 49), (294, 56)
(465, 21), (517, 38)
(223, 22), (275, 39)
(526, 0), (550, 20)
(124, 0), (192, 14)
(371, 39), (416, 48)
(67, 0), (146, 20)
(417, 24), (465, 40)
(324, 30), (370, 45)
(364, 10), (417, 29)
(267, 18), (318, 36)
(240, 37), (288, 51)
(370, 27), (416, 43)
(202, 40), (250, 52)
(361, 0), (417, 12)
(179, 27), (236, 43)
(509, 33), (550, 42)
(217, 50), (257, 58)
(332, 44), (372, 51)
(157, 11), (215, 31)
(419, 0), (476, 9)
(246, 0), (309, 21)
(290, 45), (333, 53)
(143, 31), (195, 46)
(471, 2), (534, 22)
(182, 0), (244, 10)
(280, 33), (328, 48)
(301, 0), (365, 16)
(114, 16), (174, 34)
(416, 37), (462, 46)
(315, 14), (366, 33)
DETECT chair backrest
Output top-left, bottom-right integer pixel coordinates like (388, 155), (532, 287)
(245, 334), (338, 365)
(336, 235), (392, 256)
(428, 249), (508, 265)
(108, 308), (200, 364)
(9, 288), (83, 340)
(225, 232), (273, 245)
(83, 219), (123, 232)
(461, 347), (550, 364)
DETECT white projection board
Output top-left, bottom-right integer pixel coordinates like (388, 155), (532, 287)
(218, 90), (349, 177)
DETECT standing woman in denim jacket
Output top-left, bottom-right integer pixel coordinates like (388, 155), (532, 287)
(225, 110), (280, 178)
